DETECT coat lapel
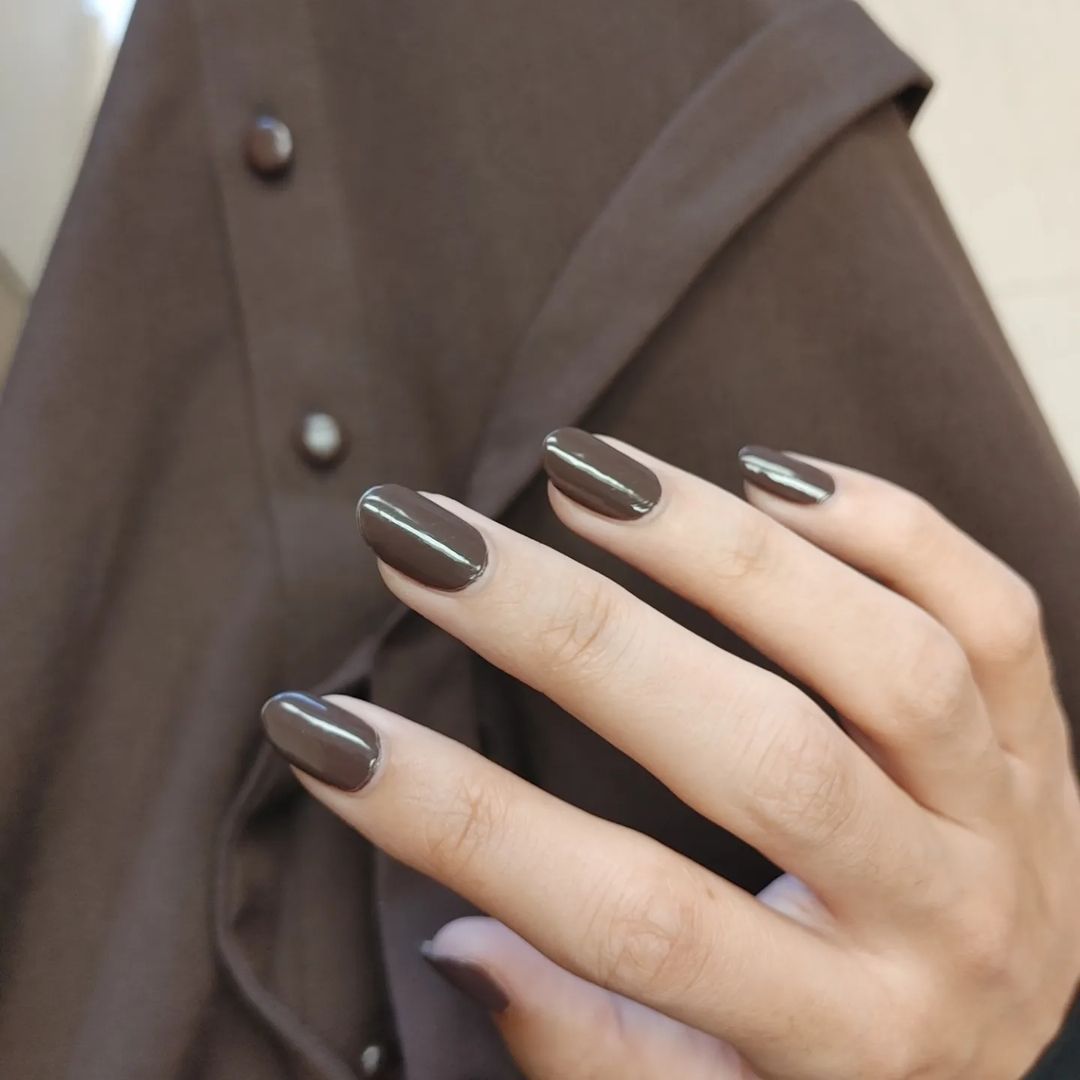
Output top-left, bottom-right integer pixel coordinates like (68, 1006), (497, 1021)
(465, 0), (929, 520)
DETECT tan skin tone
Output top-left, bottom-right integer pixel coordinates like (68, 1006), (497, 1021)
(289, 439), (1080, 1078)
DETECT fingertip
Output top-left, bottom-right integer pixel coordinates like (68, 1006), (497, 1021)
(259, 691), (383, 793)
(428, 916), (521, 960)
(421, 918), (515, 1014)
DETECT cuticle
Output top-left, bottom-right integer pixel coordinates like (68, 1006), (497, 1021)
(348, 732), (388, 796)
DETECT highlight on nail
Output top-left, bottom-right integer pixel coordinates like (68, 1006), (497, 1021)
(737, 445), (835, 505)
(357, 484), (488, 591)
(542, 427), (661, 520)
(260, 691), (382, 791)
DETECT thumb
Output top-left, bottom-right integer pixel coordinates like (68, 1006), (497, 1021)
(757, 873), (834, 931)
(420, 916), (751, 1080)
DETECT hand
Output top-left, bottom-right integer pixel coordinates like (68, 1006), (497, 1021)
(262, 429), (1080, 1079)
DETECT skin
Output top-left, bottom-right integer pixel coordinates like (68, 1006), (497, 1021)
(295, 439), (1080, 1079)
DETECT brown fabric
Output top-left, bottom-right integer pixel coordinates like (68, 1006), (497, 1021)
(0, 0), (1077, 1077)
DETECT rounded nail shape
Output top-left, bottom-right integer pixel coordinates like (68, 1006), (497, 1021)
(261, 691), (381, 791)
(738, 445), (834, 504)
(542, 428), (661, 519)
(357, 484), (488, 591)
(420, 942), (510, 1013)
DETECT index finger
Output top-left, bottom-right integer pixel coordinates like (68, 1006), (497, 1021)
(261, 690), (865, 1078)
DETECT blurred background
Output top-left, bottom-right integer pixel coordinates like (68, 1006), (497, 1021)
(1, 1), (1077, 476)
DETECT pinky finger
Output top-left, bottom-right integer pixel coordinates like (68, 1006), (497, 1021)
(422, 917), (753, 1080)
(740, 448), (1057, 757)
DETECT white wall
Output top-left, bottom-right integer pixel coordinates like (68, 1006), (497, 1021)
(864, 0), (1080, 478)
(0, 1), (120, 287)
(0, 0), (131, 379)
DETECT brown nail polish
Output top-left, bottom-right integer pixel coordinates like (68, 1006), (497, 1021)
(357, 484), (488, 591)
(261, 692), (381, 791)
(542, 428), (661, 520)
(738, 445), (835, 504)
(420, 942), (510, 1013)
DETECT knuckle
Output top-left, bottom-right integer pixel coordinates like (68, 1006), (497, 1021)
(950, 888), (1019, 981)
(879, 490), (943, 562)
(972, 576), (1046, 669)
(534, 576), (634, 680)
(864, 979), (965, 1080)
(710, 506), (774, 585)
(740, 702), (859, 846)
(888, 620), (974, 734)
(423, 777), (509, 880)
(577, 998), (636, 1080)
(589, 863), (712, 998)
(851, 1034), (917, 1080)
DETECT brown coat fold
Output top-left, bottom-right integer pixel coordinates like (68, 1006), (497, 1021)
(0, 1), (1076, 1077)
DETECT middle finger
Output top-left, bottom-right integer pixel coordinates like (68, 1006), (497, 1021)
(542, 429), (1002, 824)
(357, 484), (939, 919)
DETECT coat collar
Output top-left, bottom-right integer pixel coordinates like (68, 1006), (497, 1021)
(465, 0), (929, 521)
(318, 0), (928, 698)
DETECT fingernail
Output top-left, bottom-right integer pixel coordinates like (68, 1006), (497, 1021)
(737, 445), (835, 504)
(357, 484), (488, 591)
(261, 692), (381, 791)
(420, 942), (510, 1013)
(542, 428), (661, 520)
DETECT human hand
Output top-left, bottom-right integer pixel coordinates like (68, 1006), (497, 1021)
(262, 430), (1080, 1079)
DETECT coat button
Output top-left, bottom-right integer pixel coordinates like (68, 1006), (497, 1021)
(359, 1041), (393, 1076)
(296, 412), (347, 469)
(244, 115), (294, 178)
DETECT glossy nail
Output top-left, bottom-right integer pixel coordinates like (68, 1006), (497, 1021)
(357, 484), (488, 591)
(261, 692), (381, 791)
(542, 428), (661, 520)
(420, 942), (510, 1014)
(738, 445), (835, 504)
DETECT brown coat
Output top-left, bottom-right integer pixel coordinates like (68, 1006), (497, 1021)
(1, 1), (1077, 1076)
